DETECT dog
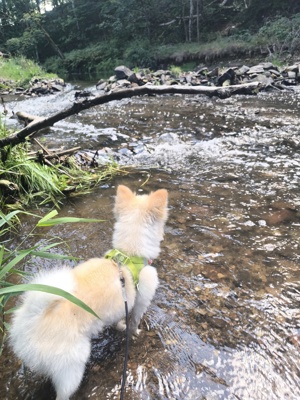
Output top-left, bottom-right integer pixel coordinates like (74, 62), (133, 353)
(9, 185), (168, 400)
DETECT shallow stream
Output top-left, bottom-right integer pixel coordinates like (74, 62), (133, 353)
(1, 83), (300, 399)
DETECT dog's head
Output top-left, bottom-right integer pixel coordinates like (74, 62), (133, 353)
(113, 185), (168, 259)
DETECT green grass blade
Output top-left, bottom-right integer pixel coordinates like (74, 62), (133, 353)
(33, 242), (65, 251)
(0, 211), (20, 228)
(36, 210), (58, 226)
(0, 249), (33, 280)
(0, 245), (4, 266)
(30, 251), (78, 260)
(4, 306), (19, 314)
(0, 284), (99, 319)
(37, 217), (104, 227)
(0, 211), (38, 228)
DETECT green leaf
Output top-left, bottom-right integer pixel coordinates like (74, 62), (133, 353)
(0, 245), (4, 266)
(30, 251), (78, 260)
(0, 248), (33, 280)
(4, 306), (19, 314)
(36, 210), (58, 226)
(0, 284), (99, 319)
(0, 210), (21, 228)
(37, 217), (104, 227)
(29, 242), (78, 260)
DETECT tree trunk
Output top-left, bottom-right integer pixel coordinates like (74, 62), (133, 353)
(39, 23), (65, 60)
(71, 0), (80, 33)
(189, 0), (194, 42)
(182, 0), (188, 42)
(196, 0), (200, 42)
(0, 82), (263, 149)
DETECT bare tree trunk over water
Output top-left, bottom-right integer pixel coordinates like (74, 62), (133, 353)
(0, 82), (262, 149)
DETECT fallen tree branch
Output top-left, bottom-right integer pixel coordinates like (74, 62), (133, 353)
(16, 111), (44, 127)
(28, 146), (81, 157)
(45, 146), (82, 159)
(28, 146), (81, 160)
(0, 82), (262, 149)
(33, 138), (52, 155)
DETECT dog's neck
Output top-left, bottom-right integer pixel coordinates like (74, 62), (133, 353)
(112, 220), (163, 260)
(105, 249), (152, 286)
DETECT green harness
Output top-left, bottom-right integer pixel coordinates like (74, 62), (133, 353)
(105, 249), (145, 287)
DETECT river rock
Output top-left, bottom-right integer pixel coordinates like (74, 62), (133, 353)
(287, 71), (296, 79)
(153, 69), (171, 77)
(195, 66), (208, 75)
(108, 75), (117, 84)
(247, 65), (265, 75)
(269, 69), (281, 77)
(114, 65), (134, 80)
(128, 72), (142, 84)
(158, 132), (179, 143)
(254, 74), (274, 86)
(206, 67), (219, 78)
(118, 147), (133, 157)
(236, 65), (250, 76)
(285, 64), (300, 73)
(51, 83), (64, 92)
(96, 79), (107, 90)
(259, 62), (276, 70)
(217, 68), (236, 86)
(115, 79), (131, 87)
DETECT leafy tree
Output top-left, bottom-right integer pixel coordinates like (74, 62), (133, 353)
(1, 0), (300, 74)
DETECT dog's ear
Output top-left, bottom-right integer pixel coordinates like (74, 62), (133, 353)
(148, 189), (168, 219)
(115, 186), (134, 212)
(116, 185), (134, 200)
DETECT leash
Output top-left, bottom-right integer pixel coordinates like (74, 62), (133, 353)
(112, 252), (151, 399)
(118, 263), (129, 400)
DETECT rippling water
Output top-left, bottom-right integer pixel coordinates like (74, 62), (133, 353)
(1, 84), (300, 399)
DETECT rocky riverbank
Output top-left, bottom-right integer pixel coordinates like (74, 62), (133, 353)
(2, 60), (300, 99)
(94, 62), (300, 93)
(0, 76), (66, 96)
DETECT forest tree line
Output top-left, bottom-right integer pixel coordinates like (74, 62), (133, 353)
(0, 0), (300, 76)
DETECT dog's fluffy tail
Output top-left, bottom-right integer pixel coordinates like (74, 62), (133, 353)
(9, 267), (75, 368)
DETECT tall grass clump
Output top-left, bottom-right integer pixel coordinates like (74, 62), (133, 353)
(0, 122), (63, 207)
(0, 57), (57, 88)
(0, 120), (125, 209)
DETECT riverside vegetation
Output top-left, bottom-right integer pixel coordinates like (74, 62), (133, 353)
(0, 112), (125, 210)
(1, 1), (300, 78)
(0, 57), (57, 92)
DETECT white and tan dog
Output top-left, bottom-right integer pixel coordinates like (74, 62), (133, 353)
(9, 185), (168, 400)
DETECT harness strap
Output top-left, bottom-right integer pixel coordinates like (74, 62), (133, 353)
(105, 249), (145, 287)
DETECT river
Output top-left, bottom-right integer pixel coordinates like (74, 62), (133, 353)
(1, 82), (300, 399)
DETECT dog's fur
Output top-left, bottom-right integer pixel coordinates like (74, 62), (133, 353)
(9, 185), (168, 400)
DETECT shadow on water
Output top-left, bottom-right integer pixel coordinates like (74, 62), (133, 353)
(1, 85), (300, 399)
